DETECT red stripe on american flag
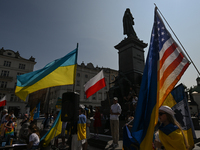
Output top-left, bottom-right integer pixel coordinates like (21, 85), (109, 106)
(159, 53), (184, 88)
(160, 43), (177, 69)
(159, 62), (190, 104)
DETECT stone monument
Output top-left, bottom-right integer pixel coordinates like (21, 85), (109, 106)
(114, 8), (147, 97)
(101, 8), (148, 119)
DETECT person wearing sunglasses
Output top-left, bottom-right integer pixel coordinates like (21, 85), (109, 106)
(154, 105), (189, 150)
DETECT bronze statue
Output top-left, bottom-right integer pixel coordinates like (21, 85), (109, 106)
(123, 8), (137, 38)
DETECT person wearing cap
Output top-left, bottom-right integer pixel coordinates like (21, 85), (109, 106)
(110, 97), (122, 148)
(154, 105), (189, 150)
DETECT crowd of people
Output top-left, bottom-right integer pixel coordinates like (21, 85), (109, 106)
(0, 94), (190, 150)
(0, 109), (16, 145)
(0, 109), (41, 149)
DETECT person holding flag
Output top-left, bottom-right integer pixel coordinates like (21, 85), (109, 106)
(154, 106), (189, 150)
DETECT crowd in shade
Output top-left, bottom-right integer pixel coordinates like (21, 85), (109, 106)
(0, 105), (96, 150)
(0, 108), (41, 149)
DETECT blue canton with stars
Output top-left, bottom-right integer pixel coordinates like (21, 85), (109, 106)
(150, 9), (172, 53)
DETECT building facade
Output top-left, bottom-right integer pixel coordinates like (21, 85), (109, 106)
(189, 77), (200, 115)
(0, 47), (36, 115)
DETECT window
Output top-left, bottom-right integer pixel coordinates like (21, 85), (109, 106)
(17, 72), (23, 76)
(14, 82), (17, 89)
(98, 93), (102, 100)
(77, 73), (80, 77)
(19, 63), (26, 69)
(84, 92), (86, 99)
(92, 94), (96, 100)
(104, 93), (107, 99)
(77, 80), (80, 86)
(111, 75), (115, 81)
(4, 61), (11, 67)
(0, 81), (7, 88)
(1, 70), (9, 77)
(0, 93), (5, 99)
(10, 94), (14, 102)
(85, 74), (88, 78)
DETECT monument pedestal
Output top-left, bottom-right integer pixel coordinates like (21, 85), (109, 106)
(115, 36), (147, 94)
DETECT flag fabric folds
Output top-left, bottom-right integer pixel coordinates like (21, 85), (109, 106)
(34, 102), (40, 119)
(40, 110), (62, 147)
(30, 102), (40, 121)
(15, 48), (78, 101)
(84, 70), (106, 98)
(163, 84), (196, 149)
(123, 7), (190, 150)
(0, 96), (6, 107)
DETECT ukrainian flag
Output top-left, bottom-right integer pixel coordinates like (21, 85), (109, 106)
(40, 110), (62, 147)
(162, 84), (195, 149)
(15, 48), (78, 101)
(30, 102), (40, 121)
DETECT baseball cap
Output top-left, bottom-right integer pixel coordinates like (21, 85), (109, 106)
(113, 97), (118, 101)
(79, 104), (85, 110)
(3, 109), (8, 112)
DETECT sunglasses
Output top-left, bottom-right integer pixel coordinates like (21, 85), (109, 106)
(159, 112), (166, 116)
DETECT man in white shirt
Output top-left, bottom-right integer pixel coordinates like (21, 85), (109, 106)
(110, 97), (122, 148)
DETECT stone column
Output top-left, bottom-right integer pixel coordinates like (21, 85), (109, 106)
(114, 36), (147, 94)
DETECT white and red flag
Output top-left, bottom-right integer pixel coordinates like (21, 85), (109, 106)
(84, 70), (106, 98)
(0, 96), (6, 107)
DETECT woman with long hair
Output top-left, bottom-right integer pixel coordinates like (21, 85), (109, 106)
(154, 105), (189, 150)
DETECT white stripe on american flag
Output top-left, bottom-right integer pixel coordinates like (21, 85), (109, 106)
(158, 38), (190, 103)
(160, 48), (181, 79)
(159, 38), (174, 58)
(159, 58), (189, 101)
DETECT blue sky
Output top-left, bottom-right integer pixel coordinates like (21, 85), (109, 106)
(1, 0), (200, 89)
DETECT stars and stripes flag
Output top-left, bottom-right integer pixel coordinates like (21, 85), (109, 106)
(123, 7), (190, 150)
(155, 9), (190, 107)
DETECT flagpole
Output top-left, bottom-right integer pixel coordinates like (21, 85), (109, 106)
(73, 43), (78, 92)
(44, 87), (51, 113)
(154, 4), (200, 76)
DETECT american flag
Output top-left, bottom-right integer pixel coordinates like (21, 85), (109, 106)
(123, 8), (190, 150)
(151, 9), (190, 106)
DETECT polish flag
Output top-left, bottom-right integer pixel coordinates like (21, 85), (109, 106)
(0, 96), (6, 107)
(84, 70), (106, 98)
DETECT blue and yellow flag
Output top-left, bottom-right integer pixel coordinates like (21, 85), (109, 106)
(40, 110), (62, 147)
(34, 102), (40, 119)
(163, 84), (196, 149)
(77, 114), (86, 141)
(15, 48), (78, 101)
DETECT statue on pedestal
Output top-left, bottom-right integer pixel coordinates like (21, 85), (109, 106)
(123, 8), (138, 38)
